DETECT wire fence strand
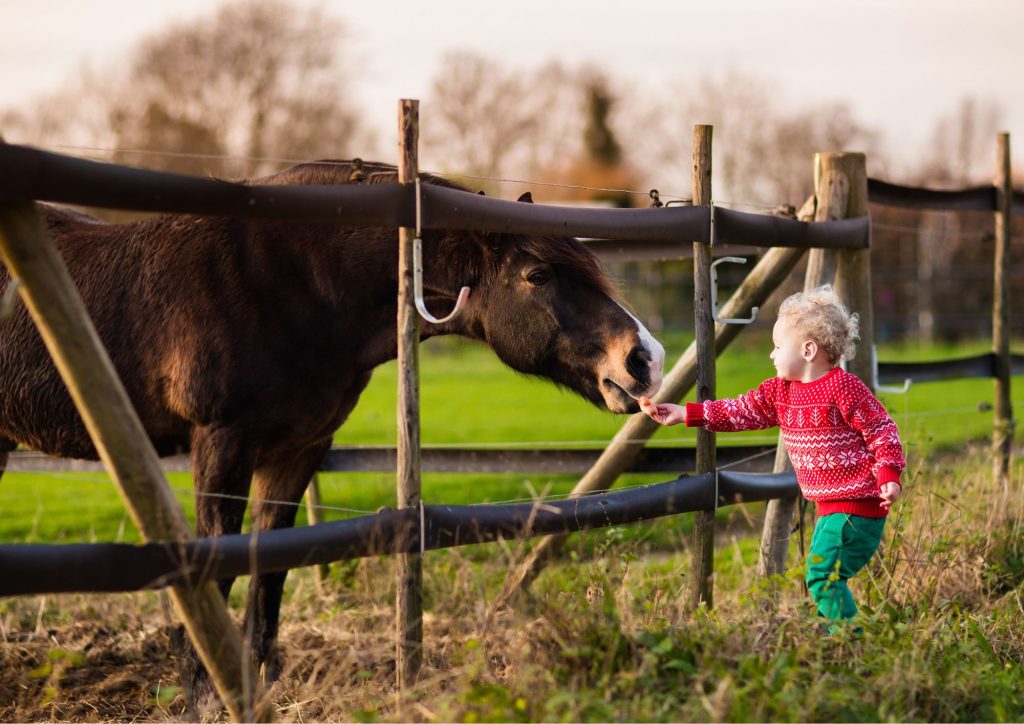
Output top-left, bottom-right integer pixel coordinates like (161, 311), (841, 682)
(50, 144), (694, 203)
(2, 140), (1021, 534)
(4, 394), (1020, 528)
(41, 144), (1024, 244)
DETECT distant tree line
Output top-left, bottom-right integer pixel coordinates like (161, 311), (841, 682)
(1, 0), (1018, 342)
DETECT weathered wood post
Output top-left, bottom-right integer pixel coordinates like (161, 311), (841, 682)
(395, 98), (423, 690)
(0, 204), (268, 723)
(689, 124), (716, 609)
(830, 153), (873, 387)
(305, 476), (331, 582)
(758, 156), (855, 579)
(992, 132), (1014, 489)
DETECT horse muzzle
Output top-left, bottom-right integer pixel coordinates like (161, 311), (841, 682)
(598, 337), (665, 414)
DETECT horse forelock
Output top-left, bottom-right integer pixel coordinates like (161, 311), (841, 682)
(249, 162), (613, 297)
(515, 234), (614, 298)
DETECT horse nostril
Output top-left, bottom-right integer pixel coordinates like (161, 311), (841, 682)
(625, 345), (651, 383)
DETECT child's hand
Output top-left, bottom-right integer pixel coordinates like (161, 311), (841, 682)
(878, 482), (902, 511)
(639, 396), (686, 426)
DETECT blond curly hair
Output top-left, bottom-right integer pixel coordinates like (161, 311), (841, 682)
(778, 285), (860, 363)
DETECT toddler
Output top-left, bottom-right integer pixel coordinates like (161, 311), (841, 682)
(640, 285), (905, 625)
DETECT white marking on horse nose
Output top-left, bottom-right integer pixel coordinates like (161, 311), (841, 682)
(616, 302), (665, 395)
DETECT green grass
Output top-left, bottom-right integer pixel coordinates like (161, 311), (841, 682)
(2, 336), (1024, 722)
(0, 334), (1019, 543)
(5, 447), (1023, 721)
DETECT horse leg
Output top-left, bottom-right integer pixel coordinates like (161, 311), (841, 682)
(245, 437), (332, 683)
(0, 437), (14, 486)
(177, 424), (256, 715)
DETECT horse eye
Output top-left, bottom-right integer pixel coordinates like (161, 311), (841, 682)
(526, 268), (552, 286)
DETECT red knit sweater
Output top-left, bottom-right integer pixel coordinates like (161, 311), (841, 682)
(685, 367), (905, 518)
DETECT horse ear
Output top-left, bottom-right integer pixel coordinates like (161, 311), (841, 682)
(517, 192), (534, 204)
(471, 230), (503, 253)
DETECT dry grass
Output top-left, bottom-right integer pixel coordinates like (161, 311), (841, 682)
(2, 446), (1023, 721)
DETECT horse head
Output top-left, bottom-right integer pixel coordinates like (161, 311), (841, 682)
(252, 161), (665, 412)
(423, 192), (665, 414)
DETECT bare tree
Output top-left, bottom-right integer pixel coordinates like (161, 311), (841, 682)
(423, 52), (591, 184)
(617, 70), (777, 204)
(619, 71), (882, 208)
(2, 0), (366, 179)
(423, 51), (540, 179)
(519, 61), (591, 179)
(426, 59), (885, 204)
(109, 0), (366, 177)
(916, 96), (1004, 185)
(0, 65), (111, 148)
(763, 101), (883, 204)
(535, 69), (643, 207)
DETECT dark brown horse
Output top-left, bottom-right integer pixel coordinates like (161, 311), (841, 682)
(0, 161), (664, 704)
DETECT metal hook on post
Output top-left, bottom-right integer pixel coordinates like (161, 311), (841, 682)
(413, 178), (470, 324)
(871, 344), (911, 394)
(710, 257), (758, 325)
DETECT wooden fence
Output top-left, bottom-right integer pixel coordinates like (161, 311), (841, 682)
(1, 468), (800, 597)
(0, 110), (1019, 717)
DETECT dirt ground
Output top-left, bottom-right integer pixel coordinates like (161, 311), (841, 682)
(0, 615), (186, 721)
(0, 585), (403, 722)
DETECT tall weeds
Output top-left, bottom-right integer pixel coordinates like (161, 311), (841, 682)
(1, 448), (1021, 721)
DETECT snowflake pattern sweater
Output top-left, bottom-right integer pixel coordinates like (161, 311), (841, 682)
(685, 367), (905, 518)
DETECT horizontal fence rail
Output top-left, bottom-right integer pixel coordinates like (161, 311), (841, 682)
(867, 177), (1024, 214)
(421, 184), (710, 243)
(1, 148), (1019, 258)
(0, 143), (1018, 598)
(867, 178), (998, 212)
(1, 143), (884, 251)
(582, 239), (765, 263)
(0, 143), (410, 224)
(878, 352), (1024, 385)
(0, 469), (798, 597)
(0, 143), (707, 243)
(6, 444), (777, 475)
(712, 205), (870, 249)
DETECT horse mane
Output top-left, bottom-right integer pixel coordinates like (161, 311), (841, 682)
(250, 159), (613, 297)
(517, 234), (614, 297)
(247, 159), (466, 191)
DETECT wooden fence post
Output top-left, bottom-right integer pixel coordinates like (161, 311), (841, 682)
(305, 475), (331, 583)
(0, 204), (267, 723)
(829, 153), (873, 387)
(993, 132), (1014, 489)
(758, 157), (852, 578)
(757, 444), (799, 581)
(689, 124), (715, 610)
(395, 98), (423, 691)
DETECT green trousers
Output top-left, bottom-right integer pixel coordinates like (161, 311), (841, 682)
(806, 513), (886, 621)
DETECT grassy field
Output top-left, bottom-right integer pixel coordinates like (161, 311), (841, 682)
(0, 333), (1015, 542)
(1, 335), (1023, 721)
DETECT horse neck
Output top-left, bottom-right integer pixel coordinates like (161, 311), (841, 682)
(421, 231), (483, 297)
(333, 228), (482, 370)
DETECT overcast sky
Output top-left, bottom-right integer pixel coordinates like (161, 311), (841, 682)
(1, 0), (1021, 175)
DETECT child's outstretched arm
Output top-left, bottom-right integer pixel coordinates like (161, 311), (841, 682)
(639, 396), (686, 426)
